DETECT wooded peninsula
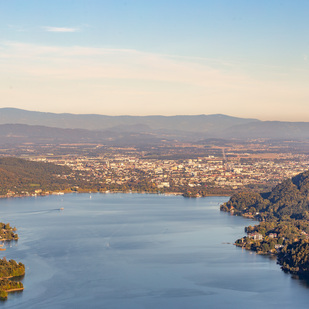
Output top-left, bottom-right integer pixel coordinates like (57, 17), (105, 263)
(221, 170), (309, 278)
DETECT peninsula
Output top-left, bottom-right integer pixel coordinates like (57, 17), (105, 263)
(221, 170), (309, 278)
(0, 258), (25, 300)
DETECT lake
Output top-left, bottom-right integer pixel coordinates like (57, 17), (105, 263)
(0, 193), (308, 308)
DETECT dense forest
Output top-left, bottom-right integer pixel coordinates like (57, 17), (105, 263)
(221, 170), (309, 277)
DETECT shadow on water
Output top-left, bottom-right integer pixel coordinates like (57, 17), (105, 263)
(6, 289), (24, 301)
(291, 274), (309, 289)
(235, 245), (277, 260)
(0, 276), (25, 302)
(9, 275), (25, 282)
(0, 289), (23, 302)
(1, 239), (18, 246)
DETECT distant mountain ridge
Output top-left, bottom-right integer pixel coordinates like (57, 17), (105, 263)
(0, 108), (258, 133)
(222, 121), (309, 140)
(0, 108), (308, 142)
(0, 124), (166, 146)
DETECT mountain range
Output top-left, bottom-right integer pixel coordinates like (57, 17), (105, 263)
(0, 108), (308, 145)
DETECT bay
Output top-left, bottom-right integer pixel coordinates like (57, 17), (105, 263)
(0, 193), (308, 308)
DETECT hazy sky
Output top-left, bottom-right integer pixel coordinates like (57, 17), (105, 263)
(1, 0), (309, 120)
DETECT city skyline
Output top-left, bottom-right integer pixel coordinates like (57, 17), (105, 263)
(1, 1), (309, 121)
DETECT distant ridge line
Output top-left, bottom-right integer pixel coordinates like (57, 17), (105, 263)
(0, 108), (308, 141)
(0, 107), (256, 119)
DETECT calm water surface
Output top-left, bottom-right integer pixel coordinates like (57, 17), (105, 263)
(0, 193), (308, 308)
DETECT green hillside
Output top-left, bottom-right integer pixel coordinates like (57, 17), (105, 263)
(221, 170), (309, 277)
(221, 170), (309, 221)
(0, 157), (73, 195)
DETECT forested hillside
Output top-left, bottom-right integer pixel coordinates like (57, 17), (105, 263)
(221, 171), (309, 221)
(221, 170), (309, 277)
(0, 157), (73, 195)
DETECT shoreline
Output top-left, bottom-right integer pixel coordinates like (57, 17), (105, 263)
(7, 288), (24, 293)
(0, 190), (231, 200)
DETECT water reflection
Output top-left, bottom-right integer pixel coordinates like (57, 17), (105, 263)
(291, 274), (309, 288)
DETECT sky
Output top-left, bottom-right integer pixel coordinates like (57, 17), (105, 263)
(0, 0), (309, 121)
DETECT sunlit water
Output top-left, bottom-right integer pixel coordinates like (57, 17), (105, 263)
(0, 193), (308, 308)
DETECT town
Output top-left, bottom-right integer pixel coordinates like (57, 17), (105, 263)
(26, 143), (309, 197)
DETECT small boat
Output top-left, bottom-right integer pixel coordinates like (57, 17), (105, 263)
(60, 207), (64, 210)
